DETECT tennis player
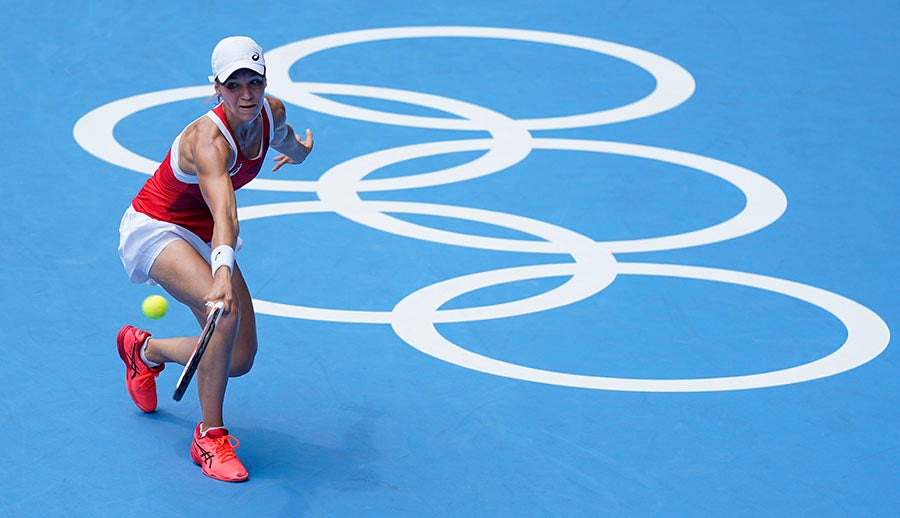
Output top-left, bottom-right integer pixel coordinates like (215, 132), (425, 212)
(116, 36), (313, 482)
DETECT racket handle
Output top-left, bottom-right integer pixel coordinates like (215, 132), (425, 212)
(206, 300), (225, 322)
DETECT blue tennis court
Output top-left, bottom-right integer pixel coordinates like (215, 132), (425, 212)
(2, 1), (897, 515)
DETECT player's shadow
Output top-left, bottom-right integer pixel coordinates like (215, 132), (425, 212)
(153, 404), (388, 515)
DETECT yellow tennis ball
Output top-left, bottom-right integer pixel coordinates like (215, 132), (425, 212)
(142, 295), (168, 319)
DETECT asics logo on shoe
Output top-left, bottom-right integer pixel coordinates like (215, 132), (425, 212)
(127, 344), (141, 379)
(195, 441), (214, 468)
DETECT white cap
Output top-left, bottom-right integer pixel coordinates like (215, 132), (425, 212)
(209, 36), (266, 83)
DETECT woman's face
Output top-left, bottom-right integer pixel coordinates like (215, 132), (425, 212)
(216, 69), (267, 124)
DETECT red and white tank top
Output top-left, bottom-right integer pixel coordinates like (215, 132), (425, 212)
(132, 99), (274, 242)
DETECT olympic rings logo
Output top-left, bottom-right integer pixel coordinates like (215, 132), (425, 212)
(74, 27), (889, 392)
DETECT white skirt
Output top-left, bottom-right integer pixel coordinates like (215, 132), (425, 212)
(118, 205), (243, 286)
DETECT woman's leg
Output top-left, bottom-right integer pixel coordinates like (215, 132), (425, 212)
(226, 263), (258, 377)
(146, 239), (240, 429)
(144, 261), (258, 377)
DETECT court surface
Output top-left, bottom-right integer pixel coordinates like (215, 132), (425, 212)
(2, 1), (898, 516)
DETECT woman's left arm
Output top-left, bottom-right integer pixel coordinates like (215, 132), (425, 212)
(267, 96), (314, 172)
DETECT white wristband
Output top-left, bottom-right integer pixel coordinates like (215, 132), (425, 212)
(210, 245), (235, 276)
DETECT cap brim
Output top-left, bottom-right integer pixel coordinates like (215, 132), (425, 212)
(211, 61), (266, 83)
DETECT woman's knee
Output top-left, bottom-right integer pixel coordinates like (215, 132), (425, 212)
(229, 353), (255, 377)
(228, 332), (258, 377)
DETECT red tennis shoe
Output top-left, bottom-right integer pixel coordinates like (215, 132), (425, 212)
(116, 325), (163, 413)
(190, 423), (249, 482)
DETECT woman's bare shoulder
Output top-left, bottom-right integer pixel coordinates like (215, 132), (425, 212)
(178, 116), (232, 172)
(265, 95), (287, 121)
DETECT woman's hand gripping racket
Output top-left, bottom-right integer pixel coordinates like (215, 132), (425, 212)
(172, 301), (225, 401)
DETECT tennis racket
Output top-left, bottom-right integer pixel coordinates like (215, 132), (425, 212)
(172, 301), (225, 401)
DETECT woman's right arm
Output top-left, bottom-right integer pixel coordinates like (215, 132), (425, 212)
(181, 121), (239, 314)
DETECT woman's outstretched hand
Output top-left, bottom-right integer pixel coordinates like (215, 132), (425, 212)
(272, 128), (313, 172)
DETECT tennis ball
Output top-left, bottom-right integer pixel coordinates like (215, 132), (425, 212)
(142, 295), (168, 319)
